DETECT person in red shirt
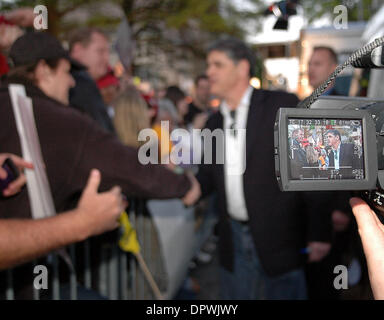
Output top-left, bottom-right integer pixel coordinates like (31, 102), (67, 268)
(0, 7), (35, 76)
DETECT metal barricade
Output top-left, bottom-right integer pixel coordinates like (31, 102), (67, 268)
(1, 199), (165, 300)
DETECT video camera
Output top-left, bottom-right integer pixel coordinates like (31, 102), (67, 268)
(274, 36), (384, 208)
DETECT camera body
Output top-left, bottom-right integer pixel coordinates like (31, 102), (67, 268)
(274, 100), (381, 191)
(0, 158), (20, 193)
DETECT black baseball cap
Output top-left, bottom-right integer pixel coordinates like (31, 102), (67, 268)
(9, 32), (85, 71)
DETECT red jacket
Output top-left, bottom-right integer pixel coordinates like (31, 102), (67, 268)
(0, 54), (9, 76)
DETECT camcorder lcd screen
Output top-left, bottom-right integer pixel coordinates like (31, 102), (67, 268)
(288, 118), (364, 181)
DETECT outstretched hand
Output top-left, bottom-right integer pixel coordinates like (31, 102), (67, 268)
(4, 8), (35, 27)
(74, 169), (127, 239)
(350, 197), (384, 300)
(307, 241), (331, 263)
(182, 171), (201, 207)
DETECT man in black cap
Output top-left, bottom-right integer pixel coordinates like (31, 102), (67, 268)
(0, 32), (200, 299)
(6, 31), (85, 104)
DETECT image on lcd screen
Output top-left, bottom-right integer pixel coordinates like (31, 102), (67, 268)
(288, 118), (364, 181)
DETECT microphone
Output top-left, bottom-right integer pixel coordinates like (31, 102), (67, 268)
(351, 46), (384, 68)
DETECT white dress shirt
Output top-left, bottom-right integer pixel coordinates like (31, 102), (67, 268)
(220, 86), (253, 221)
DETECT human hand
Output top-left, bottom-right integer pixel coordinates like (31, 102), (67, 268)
(307, 241), (331, 262)
(192, 113), (209, 130)
(182, 171), (201, 207)
(4, 8), (35, 27)
(0, 153), (34, 197)
(350, 197), (384, 300)
(164, 159), (177, 171)
(73, 169), (127, 239)
(332, 210), (351, 232)
(0, 24), (23, 52)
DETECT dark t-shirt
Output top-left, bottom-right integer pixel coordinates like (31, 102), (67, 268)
(184, 102), (204, 125)
(69, 70), (115, 134)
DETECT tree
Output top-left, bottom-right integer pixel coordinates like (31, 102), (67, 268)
(1, 0), (262, 84)
(0, 0), (122, 36)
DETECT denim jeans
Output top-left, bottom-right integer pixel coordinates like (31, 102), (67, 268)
(195, 193), (219, 253)
(220, 219), (307, 300)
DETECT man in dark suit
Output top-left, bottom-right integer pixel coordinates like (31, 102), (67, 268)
(326, 129), (356, 170)
(185, 38), (332, 299)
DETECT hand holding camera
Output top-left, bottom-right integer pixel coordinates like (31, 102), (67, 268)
(350, 197), (384, 299)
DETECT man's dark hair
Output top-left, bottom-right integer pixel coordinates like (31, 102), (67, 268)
(194, 74), (208, 86)
(68, 27), (108, 52)
(326, 129), (341, 141)
(165, 86), (186, 107)
(313, 46), (338, 65)
(208, 38), (256, 78)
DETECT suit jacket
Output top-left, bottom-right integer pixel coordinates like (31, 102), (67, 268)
(328, 143), (355, 168)
(292, 139), (308, 165)
(197, 89), (333, 276)
(69, 70), (116, 134)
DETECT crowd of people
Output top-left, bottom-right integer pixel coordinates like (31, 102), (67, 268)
(1, 7), (384, 300)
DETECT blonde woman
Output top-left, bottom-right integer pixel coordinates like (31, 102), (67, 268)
(113, 86), (151, 148)
(113, 87), (168, 298)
